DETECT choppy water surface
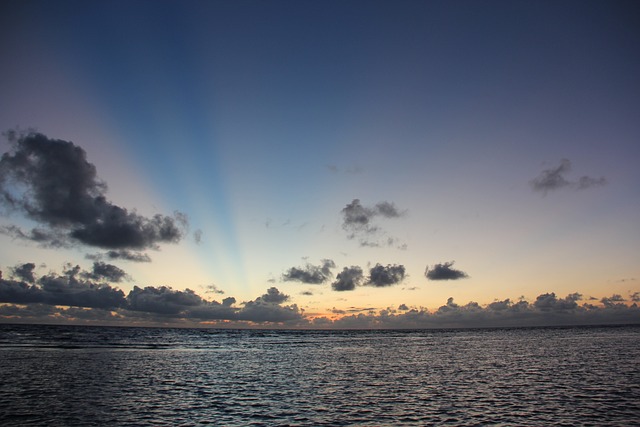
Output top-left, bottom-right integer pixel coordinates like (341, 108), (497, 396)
(1, 324), (639, 426)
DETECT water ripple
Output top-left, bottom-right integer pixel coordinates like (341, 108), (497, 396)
(0, 325), (639, 426)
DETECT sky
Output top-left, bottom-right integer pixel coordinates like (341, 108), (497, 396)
(0, 0), (639, 328)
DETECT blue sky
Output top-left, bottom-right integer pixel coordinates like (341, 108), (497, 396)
(0, 0), (639, 327)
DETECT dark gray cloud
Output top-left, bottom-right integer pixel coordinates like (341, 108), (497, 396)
(256, 287), (290, 304)
(331, 266), (364, 291)
(530, 159), (606, 194)
(341, 199), (376, 233)
(367, 263), (406, 287)
(222, 296), (236, 307)
(282, 259), (335, 284)
(534, 292), (582, 311)
(0, 131), (187, 251)
(1, 225), (71, 248)
(0, 264), (127, 309)
(83, 262), (128, 283)
(127, 286), (204, 315)
(601, 294), (626, 308)
(86, 250), (152, 263)
(375, 201), (403, 218)
(317, 292), (640, 329)
(125, 286), (301, 323)
(0, 262), (303, 325)
(425, 261), (469, 281)
(1, 266), (638, 328)
(237, 287), (302, 323)
(340, 199), (406, 248)
(11, 262), (36, 283)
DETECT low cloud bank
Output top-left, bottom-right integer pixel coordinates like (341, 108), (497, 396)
(318, 293), (639, 329)
(1, 263), (638, 329)
(0, 263), (302, 325)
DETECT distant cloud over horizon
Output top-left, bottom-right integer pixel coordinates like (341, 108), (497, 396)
(530, 159), (606, 195)
(1, 262), (637, 329)
(341, 199), (406, 248)
(0, 262), (302, 324)
(321, 293), (640, 329)
(0, 131), (187, 256)
(425, 261), (469, 281)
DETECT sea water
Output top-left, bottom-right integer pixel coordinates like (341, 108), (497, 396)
(1, 324), (638, 426)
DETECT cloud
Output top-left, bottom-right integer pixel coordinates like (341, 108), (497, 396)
(534, 292), (582, 311)
(83, 262), (128, 283)
(326, 164), (362, 174)
(222, 296), (236, 306)
(530, 159), (606, 194)
(340, 199), (406, 248)
(255, 286), (290, 304)
(11, 262), (36, 283)
(0, 262), (304, 325)
(193, 229), (203, 244)
(331, 266), (364, 291)
(0, 131), (187, 251)
(204, 284), (225, 295)
(0, 264), (127, 309)
(1, 265), (638, 328)
(425, 261), (469, 280)
(282, 259), (335, 284)
(317, 293), (640, 329)
(127, 286), (204, 315)
(576, 175), (607, 190)
(86, 250), (152, 263)
(237, 287), (303, 323)
(367, 263), (406, 287)
(601, 294), (626, 308)
(1, 225), (71, 248)
(375, 201), (403, 218)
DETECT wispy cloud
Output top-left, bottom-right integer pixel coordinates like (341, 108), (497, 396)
(530, 159), (606, 195)
(204, 284), (225, 295)
(86, 250), (152, 263)
(341, 199), (406, 248)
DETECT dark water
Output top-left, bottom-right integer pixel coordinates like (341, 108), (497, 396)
(1, 324), (639, 426)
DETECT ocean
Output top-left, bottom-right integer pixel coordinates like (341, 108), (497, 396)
(1, 324), (638, 426)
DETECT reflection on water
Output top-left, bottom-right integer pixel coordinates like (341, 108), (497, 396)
(1, 325), (639, 426)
